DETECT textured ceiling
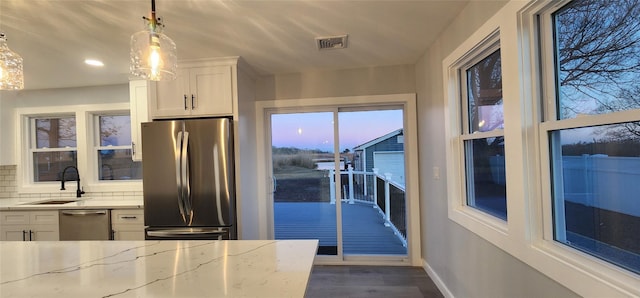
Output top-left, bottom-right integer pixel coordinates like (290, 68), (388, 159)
(1, 0), (472, 90)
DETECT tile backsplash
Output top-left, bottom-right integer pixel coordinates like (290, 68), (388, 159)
(0, 165), (142, 200)
(0, 165), (17, 198)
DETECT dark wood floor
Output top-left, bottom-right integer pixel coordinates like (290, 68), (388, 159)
(305, 265), (444, 298)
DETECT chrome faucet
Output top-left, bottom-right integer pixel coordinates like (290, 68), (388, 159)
(61, 166), (85, 198)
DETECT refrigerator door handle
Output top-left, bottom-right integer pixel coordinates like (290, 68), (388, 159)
(175, 131), (187, 223)
(181, 130), (193, 225)
(212, 144), (225, 225)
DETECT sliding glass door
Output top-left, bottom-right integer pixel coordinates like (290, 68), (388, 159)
(271, 112), (339, 255)
(270, 107), (407, 258)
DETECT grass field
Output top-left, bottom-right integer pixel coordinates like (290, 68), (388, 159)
(274, 165), (330, 202)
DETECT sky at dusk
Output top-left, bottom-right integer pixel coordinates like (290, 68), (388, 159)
(271, 110), (403, 152)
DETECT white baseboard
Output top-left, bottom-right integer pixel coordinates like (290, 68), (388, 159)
(423, 259), (454, 298)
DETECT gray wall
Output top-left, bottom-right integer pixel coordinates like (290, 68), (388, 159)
(0, 93), (16, 165)
(415, 1), (578, 297)
(255, 64), (415, 101)
(235, 67), (260, 240)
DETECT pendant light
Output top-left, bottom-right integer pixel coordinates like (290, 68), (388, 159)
(0, 0), (24, 90)
(0, 33), (23, 90)
(130, 0), (177, 81)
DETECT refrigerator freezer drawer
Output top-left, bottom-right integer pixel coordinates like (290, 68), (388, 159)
(145, 227), (232, 240)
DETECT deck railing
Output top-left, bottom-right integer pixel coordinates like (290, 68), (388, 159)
(329, 167), (407, 246)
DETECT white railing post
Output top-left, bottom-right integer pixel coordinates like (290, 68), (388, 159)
(348, 165), (355, 204)
(384, 173), (392, 226)
(329, 169), (336, 204)
(372, 168), (379, 208)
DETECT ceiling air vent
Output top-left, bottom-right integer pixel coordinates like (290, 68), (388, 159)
(316, 35), (348, 50)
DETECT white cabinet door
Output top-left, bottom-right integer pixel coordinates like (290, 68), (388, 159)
(111, 209), (145, 240)
(152, 68), (190, 118)
(29, 211), (59, 225)
(150, 64), (233, 119)
(28, 211), (59, 241)
(113, 227), (144, 240)
(0, 225), (29, 241)
(30, 224), (60, 241)
(0, 211), (59, 241)
(190, 65), (233, 116)
(129, 80), (152, 161)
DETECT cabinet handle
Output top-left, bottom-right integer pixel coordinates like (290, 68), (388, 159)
(184, 95), (188, 110)
(29, 230), (34, 241)
(132, 142), (136, 156)
(191, 94), (195, 109)
(22, 230), (27, 241)
(61, 210), (107, 216)
(121, 216), (138, 219)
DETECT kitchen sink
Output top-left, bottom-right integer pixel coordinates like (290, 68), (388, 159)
(23, 199), (79, 205)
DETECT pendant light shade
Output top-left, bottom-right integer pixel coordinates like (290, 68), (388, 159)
(0, 33), (24, 90)
(130, 0), (177, 81)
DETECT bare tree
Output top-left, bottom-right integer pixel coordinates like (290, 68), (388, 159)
(35, 118), (76, 148)
(555, 0), (640, 124)
(99, 116), (125, 145)
(467, 49), (503, 133)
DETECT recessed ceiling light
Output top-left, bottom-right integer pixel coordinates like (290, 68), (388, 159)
(84, 59), (104, 67)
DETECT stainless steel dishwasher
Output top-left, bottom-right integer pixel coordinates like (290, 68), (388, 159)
(59, 210), (111, 240)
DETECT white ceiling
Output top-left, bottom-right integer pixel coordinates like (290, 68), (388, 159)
(2, 0), (473, 90)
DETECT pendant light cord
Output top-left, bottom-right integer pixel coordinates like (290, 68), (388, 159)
(143, 0), (161, 30)
(151, 0), (156, 26)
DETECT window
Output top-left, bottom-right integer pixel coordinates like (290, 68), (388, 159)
(542, 0), (640, 274)
(18, 103), (141, 194)
(441, 1), (639, 295)
(460, 42), (507, 220)
(30, 116), (77, 182)
(95, 114), (142, 181)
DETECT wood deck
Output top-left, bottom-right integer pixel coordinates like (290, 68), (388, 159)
(274, 202), (407, 255)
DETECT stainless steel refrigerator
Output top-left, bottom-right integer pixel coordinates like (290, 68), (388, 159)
(141, 117), (236, 240)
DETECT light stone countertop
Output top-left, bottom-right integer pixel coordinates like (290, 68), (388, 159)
(0, 198), (143, 210)
(0, 240), (318, 297)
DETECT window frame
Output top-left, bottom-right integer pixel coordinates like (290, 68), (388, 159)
(17, 103), (141, 195)
(28, 114), (78, 183)
(255, 93), (422, 265)
(444, 26), (509, 238)
(459, 42), (507, 221)
(91, 111), (141, 182)
(535, 0), (640, 288)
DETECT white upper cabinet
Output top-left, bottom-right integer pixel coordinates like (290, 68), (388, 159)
(151, 64), (233, 118)
(129, 80), (152, 161)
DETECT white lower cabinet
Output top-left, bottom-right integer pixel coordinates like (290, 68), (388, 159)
(0, 211), (59, 241)
(111, 209), (145, 240)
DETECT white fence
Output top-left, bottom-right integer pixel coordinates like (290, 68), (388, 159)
(555, 155), (640, 217)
